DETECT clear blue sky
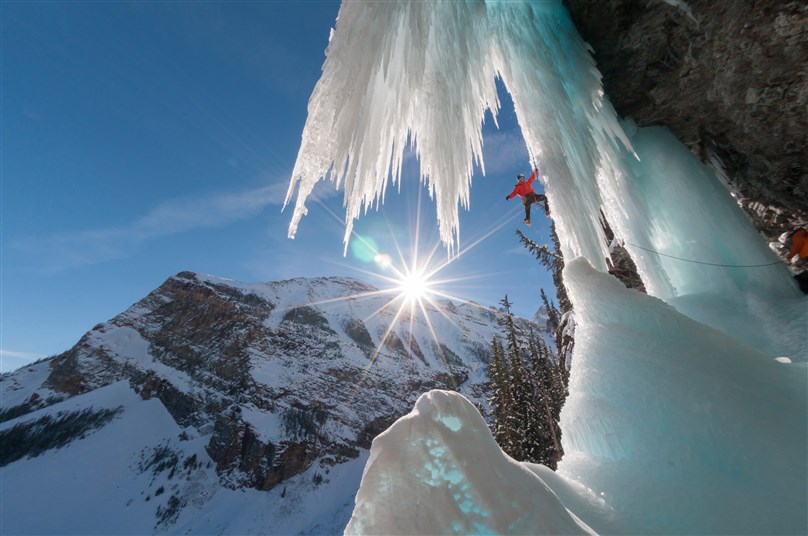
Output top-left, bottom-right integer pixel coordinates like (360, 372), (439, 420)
(2, 1), (556, 373)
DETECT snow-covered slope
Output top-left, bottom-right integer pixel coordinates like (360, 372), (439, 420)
(0, 271), (543, 534)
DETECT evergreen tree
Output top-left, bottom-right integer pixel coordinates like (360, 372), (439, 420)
(529, 334), (564, 468)
(497, 296), (525, 458)
(505, 335), (531, 461)
(540, 287), (559, 332)
(516, 224), (573, 381)
(500, 294), (512, 314)
(538, 336), (568, 412)
(498, 295), (521, 362)
(487, 297), (569, 467)
(487, 337), (513, 449)
(516, 224), (569, 314)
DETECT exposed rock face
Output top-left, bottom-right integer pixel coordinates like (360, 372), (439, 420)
(602, 215), (647, 293)
(564, 0), (808, 240)
(5, 272), (544, 494)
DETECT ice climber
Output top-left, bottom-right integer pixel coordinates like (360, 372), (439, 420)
(506, 168), (550, 226)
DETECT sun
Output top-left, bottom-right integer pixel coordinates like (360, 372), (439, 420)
(397, 269), (432, 303)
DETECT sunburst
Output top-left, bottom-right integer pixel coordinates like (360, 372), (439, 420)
(288, 186), (515, 401)
(269, 190), (523, 442)
(397, 268), (431, 304)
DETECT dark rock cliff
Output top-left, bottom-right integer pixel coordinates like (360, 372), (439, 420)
(564, 0), (807, 240)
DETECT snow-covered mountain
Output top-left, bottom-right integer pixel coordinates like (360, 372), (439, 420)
(0, 271), (544, 534)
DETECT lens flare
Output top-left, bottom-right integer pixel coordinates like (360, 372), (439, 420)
(374, 253), (392, 269)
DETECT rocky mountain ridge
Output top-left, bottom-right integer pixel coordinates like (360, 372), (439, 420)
(1, 271), (546, 532)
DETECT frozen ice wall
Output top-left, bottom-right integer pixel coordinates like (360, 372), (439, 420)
(606, 120), (797, 301)
(286, 0), (795, 300)
(599, 121), (803, 357)
(558, 258), (807, 535)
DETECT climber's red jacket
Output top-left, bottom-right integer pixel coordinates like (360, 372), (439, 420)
(506, 168), (539, 199)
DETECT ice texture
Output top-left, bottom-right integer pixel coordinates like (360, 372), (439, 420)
(557, 258), (807, 534)
(345, 390), (596, 535)
(609, 120), (797, 301)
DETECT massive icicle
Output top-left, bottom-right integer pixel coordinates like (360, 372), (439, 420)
(286, 0), (631, 264)
(288, 0), (797, 300)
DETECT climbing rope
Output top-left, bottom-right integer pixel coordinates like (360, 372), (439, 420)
(623, 241), (785, 268)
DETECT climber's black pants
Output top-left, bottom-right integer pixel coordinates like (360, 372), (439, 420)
(523, 193), (538, 221)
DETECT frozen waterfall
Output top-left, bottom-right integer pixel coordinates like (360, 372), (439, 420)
(285, 0), (631, 261)
(287, 1), (807, 534)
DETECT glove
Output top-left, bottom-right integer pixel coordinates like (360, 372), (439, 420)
(505, 196), (509, 201)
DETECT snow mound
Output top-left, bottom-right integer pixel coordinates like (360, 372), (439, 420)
(345, 389), (594, 535)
